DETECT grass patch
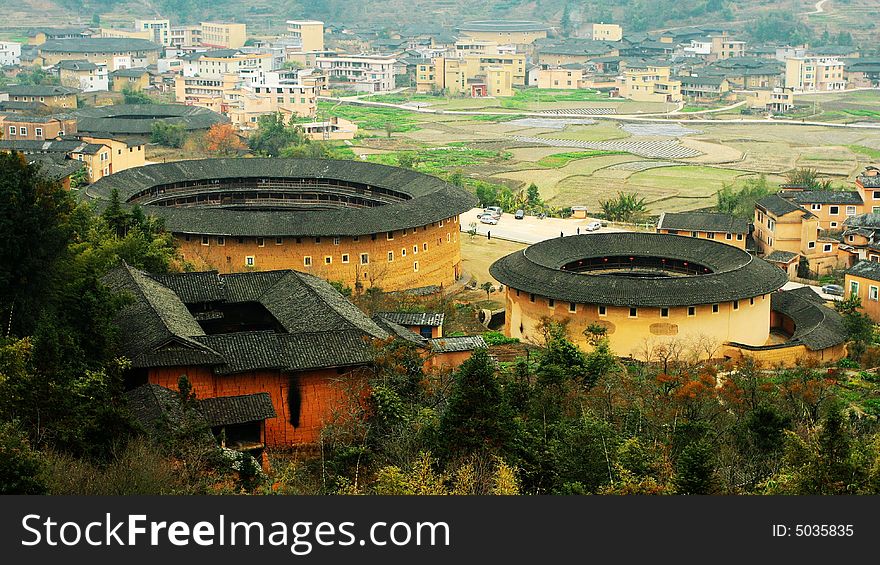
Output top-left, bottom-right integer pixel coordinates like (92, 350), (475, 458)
(364, 146), (508, 175)
(361, 93), (438, 104)
(842, 109), (880, 120)
(466, 114), (526, 122)
(317, 101), (421, 132)
(536, 150), (627, 168)
(499, 88), (610, 109)
(849, 145), (880, 159)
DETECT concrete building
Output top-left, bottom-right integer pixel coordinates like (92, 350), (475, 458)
(134, 19), (172, 46)
(227, 71), (317, 128)
(845, 261), (880, 322)
(536, 65), (588, 89)
(745, 87), (795, 113)
(170, 26), (202, 48)
(38, 38), (162, 71)
(316, 54), (397, 92)
(0, 134), (145, 182)
(96, 27), (153, 42)
(709, 33), (746, 61)
(656, 212), (748, 249)
(200, 22), (247, 49)
(286, 20), (324, 52)
(785, 56), (846, 92)
(616, 63), (681, 102)
(27, 28), (90, 46)
(489, 233), (846, 365)
(110, 67), (151, 92)
(416, 45), (525, 96)
(299, 116), (358, 141)
(591, 23), (622, 42)
(57, 60), (109, 92)
(0, 41), (22, 66)
(84, 159), (477, 292)
(457, 21), (549, 49)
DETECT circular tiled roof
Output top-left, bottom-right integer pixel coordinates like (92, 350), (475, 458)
(83, 158), (478, 238)
(75, 104), (228, 136)
(489, 233), (788, 307)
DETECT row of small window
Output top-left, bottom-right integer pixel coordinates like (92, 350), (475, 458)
(519, 290), (759, 316)
(808, 204), (859, 215)
(190, 235), (449, 250)
(8, 126), (48, 137)
(669, 230), (743, 241)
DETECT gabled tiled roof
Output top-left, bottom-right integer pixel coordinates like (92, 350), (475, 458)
(845, 213), (880, 229)
(0, 85), (79, 96)
(847, 260), (880, 283)
(376, 311), (445, 327)
(764, 250), (799, 263)
(40, 38), (161, 53)
(199, 393), (277, 427)
(429, 335), (487, 353)
(770, 288), (847, 351)
(857, 173), (880, 188)
(782, 190), (863, 205)
(756, 194), (811, 217)
(74, 104), (227, 135)
(370, 315), (428, 345)
(657, 212), (748, 234)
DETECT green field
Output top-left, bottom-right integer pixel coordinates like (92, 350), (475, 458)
(536, 151), (626, 168)
(318, 101), (421, 132)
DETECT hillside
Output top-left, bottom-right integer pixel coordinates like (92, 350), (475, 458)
(2, 0), (876, 44)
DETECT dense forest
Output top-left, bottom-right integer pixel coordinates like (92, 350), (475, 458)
(2, 151), (880, 495)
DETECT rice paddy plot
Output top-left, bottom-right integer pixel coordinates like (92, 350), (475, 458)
(607, 160), (681, 172)
(512, 136), (703, 159)
(507, 117), (596, 129)
(538, 107), (618, 115)
(621, 123), (702, 137)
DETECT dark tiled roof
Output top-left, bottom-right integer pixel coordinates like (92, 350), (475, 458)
(783, 190), (863, 205)
(490, 233), (788, 308)
(56, 60), (99, 71)
(845, 213), (880, 229)
(429, 335), (487, 353)
(74, 104), (227, 135)
(124, 383), (195, 433)
(764, 250), (799, 263)
(678, 75), (726, 86)
(198, 392), (276, 426)
(110, 67), (150, 78)
(28, 154), (84, 181)
(756, 194), (810, 217)
(857, 173), (880, 188)
(376, 311), (445, 327)
(82, 159), (478, 237)
(459, 21), (550, 32)
(0, 138), (105, 155)
(370, 315), (427, 345)
(40, 38), (162, 53)
(1, 85), (79, 96)
(771, 288), (847, 351)
(847, 260), (880, 283)
(657, 212), (748, 234)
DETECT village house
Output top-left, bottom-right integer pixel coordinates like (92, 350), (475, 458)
(316, 53), (397, 92)
(656, 212), (748, 249)
(845, 260), (880, 323)
(57, 60), (109, 92)
(0, 134), (145, 182)
(38, 37), (162, 72)
(0, 113), (77, 140)
(0, 84), (79, 110)
(616, 62), (682, 103)
(110, 67), (152, 92)
(785, 56), (847, 92)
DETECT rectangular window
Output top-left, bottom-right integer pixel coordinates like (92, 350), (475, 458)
(548, 298), (555, 308)
(353, 236), (359, 242)
(750, 297), (755, 306)
(871, 286), (879, 301)
(217, 237), (225, 246)
(19, 127), (26, 135)
(830, 222), (838, 228)
(304, 256), (312, 267)
(276, 237), (283, 245)
(201, 236), (209, 246)
(401, 248), (407, 257)
(333, 237), (340, 245)
(529, 293), (535, 303)
(423, 243), (428, 251)
(360, 253), (369, 265)
(322, 256), (331, 265)
(35, 128), (42, 137)
(314, 237), (321, 244)
(824, 244), (832, 252)
(847, 206), (857, 216)
(569, 303), (576, 313)
(387, 231), (394, 240)
(7, 126), (13, 136)
(725, 233), (732, 240)
(598, 305), (607, 316)
(808, 241), (815, 249)
(413, 245), (418, 254)
(387, 251), (394, 262)
(413, 261), (419, 272)
(242, 254), (256, 268)
(257, 237), (265, 247)
(733, 300), (739, 310)
(707, 232), (715, 239)
(829, 206), (839, 215)
(811, 203), (821, 211)
(342, 254), (349, 264)
(712, 303), (719, 313)
(660, 307), (669, 317)
(629, 307), (637, 318)
(737, 234), (743, 241)
(688, 306), (696, 317)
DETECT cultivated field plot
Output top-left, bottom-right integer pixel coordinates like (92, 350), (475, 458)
(490, 154), (640, 201)
(514, 136), (704, 159)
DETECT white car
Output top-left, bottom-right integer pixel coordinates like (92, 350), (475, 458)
(585, 221), (602, 231)
(480, 215), (499, 225)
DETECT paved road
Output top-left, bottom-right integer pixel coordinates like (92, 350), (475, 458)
(782, 280), (842, 302)
(804, 0), (829, 15)
(459, 208), (629, 244)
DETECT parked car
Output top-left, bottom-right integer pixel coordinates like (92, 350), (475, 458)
(480, 215), (499, 225)
(485, 206), (503, 217)
(584, 221), (602, 231)
(514, 209), (525, 220)
(821, 284), (844, 296)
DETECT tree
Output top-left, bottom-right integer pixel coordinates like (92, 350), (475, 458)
(205, 123), (245, 156)
(122, 88), (154, 105)
(151, 121), (187, 148)
(526, 183), (540, 205)
(480, 281), (493, 299)
(599, 192), (647, 222)
(785, 168), (832, 191)
(716, 175), (772, 219)
(397, 152), (418, 169)
(384, 121), (396, 138)
(248, 112), (307, 157)
(835, 294), (875, 361)
(0, 421), (46, 494)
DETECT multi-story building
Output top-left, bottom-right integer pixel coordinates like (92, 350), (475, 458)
(416, 45), (525, 97)
(0, 85), (79, 110)
(226, 71), (317, 128)
(134, 19), (171, 46)
(616, 63), (681, 102)
(457, 21), (549, 49)
(96, 27), (153, 42)
(845, 261), (880, 322)
(57, 60), (109, 92)
(0, 41), (22, 66)
(0, 134), (145, 182)
(678, 75), (730, 100)
(27, 28), (91, 46)
(785, 56), (846, 92)
(591, 23), (622, 42)
(110, 68), (151, 92)
(38, 38), (161, 71)
(200, 22), (247, 49)
(745, 87), (795, 113)
(317, 54), (397, 92)
(174, 73), (240, 112)
(536, 65), (587, 89)
(709, 33), (746, 61)
(170, 26), (202, 48)
(286, 20), (324, 52)
(754, 194), (840, 277)
(778, 189), (863, 231)
(0, 114), (77, 140)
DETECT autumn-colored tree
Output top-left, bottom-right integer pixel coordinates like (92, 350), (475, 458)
(205, 123), (246, 156)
